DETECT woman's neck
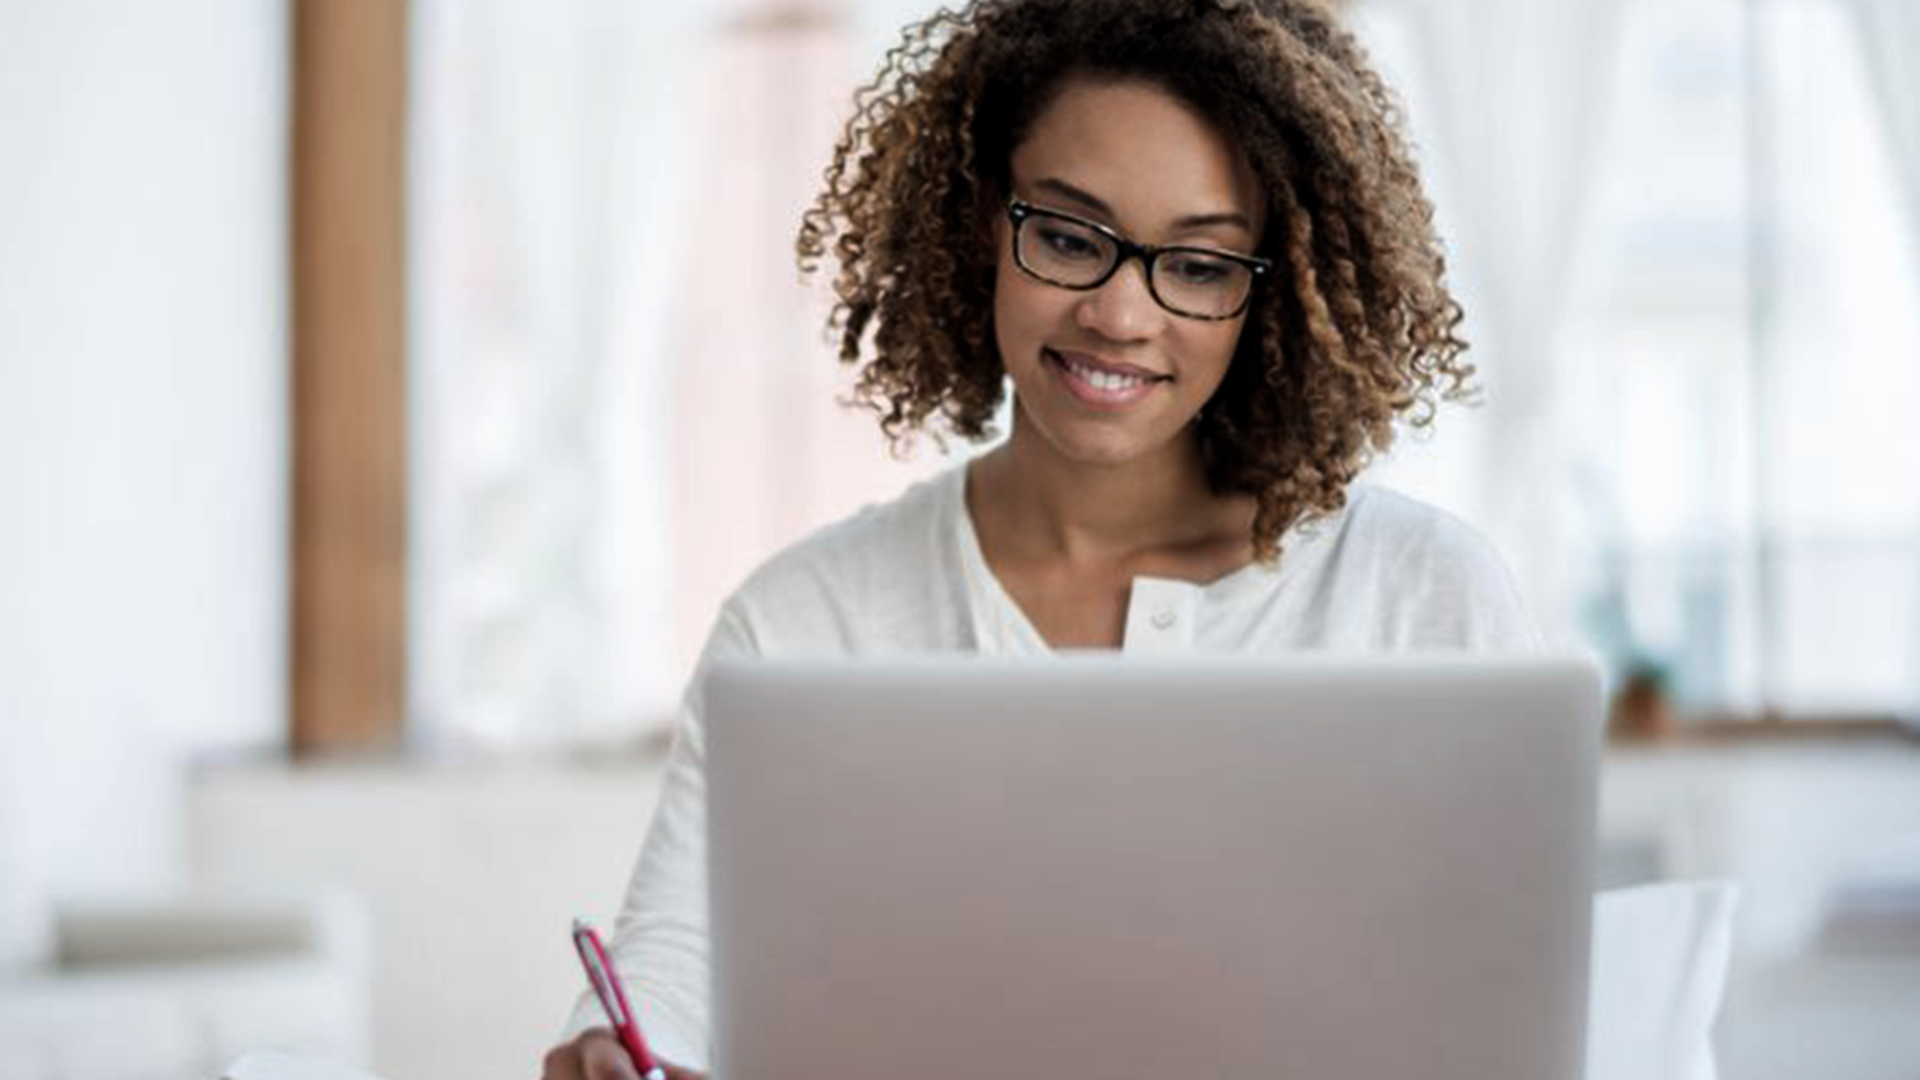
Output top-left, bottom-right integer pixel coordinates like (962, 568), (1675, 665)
(969, 408), (1254, 569)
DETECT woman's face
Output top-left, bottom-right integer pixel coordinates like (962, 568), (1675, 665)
(993, 77), (1266, 471)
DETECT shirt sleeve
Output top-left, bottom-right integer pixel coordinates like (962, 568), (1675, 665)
(556, 598), (760, 1071)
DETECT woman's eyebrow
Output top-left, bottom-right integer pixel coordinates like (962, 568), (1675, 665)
(1033, 176), (1255, 234)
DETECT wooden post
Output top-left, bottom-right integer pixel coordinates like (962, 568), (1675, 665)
(290, 0), (409, 756)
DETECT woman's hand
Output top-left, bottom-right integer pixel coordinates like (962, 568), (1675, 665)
(540, 1028), (707, 1080)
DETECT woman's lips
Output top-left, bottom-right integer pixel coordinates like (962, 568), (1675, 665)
(1044, 348), (1168, 410)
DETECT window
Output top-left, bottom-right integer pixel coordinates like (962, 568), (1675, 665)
(1556, 0), (1920, 717)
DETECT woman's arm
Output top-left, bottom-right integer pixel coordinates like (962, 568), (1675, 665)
(548, 600), (761, 1075)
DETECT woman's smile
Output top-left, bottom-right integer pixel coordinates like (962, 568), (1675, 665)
(1043, 347), (1171, 411)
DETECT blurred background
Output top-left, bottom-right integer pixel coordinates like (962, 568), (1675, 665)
(2, 0), (1917, 1078)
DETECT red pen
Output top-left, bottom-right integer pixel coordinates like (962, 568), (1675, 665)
(572, 918), (667, 1080)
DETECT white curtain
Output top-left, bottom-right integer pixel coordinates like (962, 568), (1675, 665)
(410, 0), (700, 747)
(1358, 0), (1630, 640)
(412, 1), (948, 748)
(1846, 0), (1920, 274)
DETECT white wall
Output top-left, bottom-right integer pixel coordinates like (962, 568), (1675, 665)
(0, 0), (288, 966)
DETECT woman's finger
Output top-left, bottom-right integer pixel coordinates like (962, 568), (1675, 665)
(578, 1030), (643, 1080)
(538, 1038), (586, 1080)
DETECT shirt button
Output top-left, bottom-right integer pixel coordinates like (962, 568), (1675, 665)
(1151, 609), (1177, 631)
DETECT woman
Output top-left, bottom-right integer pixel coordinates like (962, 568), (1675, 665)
(544, 1), (1531, 1076)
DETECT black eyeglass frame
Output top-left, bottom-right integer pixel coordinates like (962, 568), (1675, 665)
(1005, 198), (1273, 321)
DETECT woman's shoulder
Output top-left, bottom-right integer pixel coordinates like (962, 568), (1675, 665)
(1308, 483), (1538, 650)
(745, 462), (961, 588)
(1334, 484), (1504, 569)
(721, 462), (969, 645)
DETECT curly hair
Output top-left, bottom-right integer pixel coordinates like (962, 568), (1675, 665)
(796, 0), (1472, 561)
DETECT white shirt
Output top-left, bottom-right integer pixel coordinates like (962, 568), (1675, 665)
(560, 462), (1536, 1066)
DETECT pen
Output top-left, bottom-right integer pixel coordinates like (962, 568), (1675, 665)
(572, 918), (667, 1080)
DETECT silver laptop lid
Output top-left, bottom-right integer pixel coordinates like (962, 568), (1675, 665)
(707, 655), (1602, 1080)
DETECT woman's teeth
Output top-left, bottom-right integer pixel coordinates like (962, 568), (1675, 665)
(1062, 354), (1151, 391)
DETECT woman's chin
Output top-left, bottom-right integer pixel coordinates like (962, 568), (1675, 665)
(1029, 418), (1189, 472)
(1007, 390), (1199, 472)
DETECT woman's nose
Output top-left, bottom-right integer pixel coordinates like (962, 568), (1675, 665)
(1074, 257), (1165, 341)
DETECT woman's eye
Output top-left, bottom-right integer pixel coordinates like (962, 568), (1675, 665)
(1166, 255), (1233, 286)
(1039, 226), (1101, 260)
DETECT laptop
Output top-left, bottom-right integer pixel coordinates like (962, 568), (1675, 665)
(705, 655), (1602, 1080)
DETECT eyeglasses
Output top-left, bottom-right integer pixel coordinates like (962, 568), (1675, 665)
(1005, 198), (1272, 321)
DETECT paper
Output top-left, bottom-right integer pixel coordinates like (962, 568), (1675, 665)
(1587, 880), (1740, 1080)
